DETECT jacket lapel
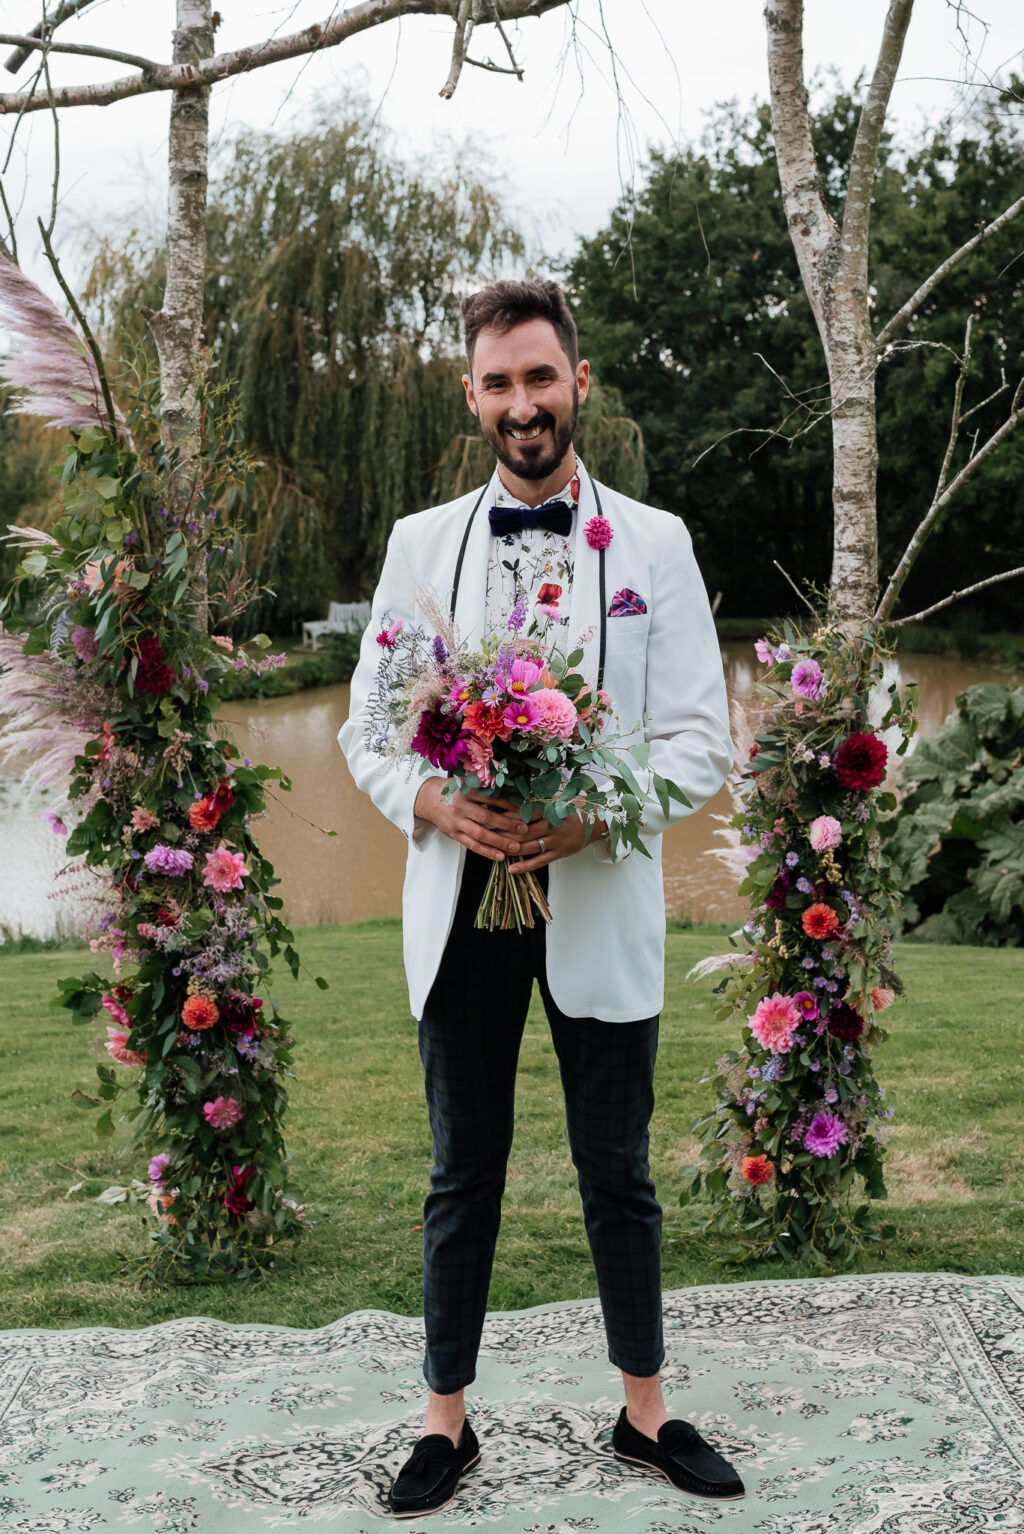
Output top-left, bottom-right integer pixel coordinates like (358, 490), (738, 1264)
(449, 480), (493, 648)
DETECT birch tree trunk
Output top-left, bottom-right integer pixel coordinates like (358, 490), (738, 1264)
(765, 0), (913, 625)
(145, 0), (213, 626)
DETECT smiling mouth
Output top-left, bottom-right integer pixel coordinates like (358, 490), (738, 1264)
(506, 423), (546, 441)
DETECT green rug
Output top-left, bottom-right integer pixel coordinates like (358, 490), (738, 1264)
(2, 1273), (1023, 1532)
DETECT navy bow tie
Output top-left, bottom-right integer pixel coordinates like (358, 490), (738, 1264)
(488, 500), (573, 538)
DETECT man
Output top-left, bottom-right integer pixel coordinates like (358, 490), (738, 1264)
(339, 279), (741, 1518)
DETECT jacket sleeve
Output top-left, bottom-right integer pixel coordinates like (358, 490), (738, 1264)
(337, 517), (445, 848)
(625, 514), (733, 843)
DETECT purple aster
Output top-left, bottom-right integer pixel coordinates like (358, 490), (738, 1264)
(785, 851), (799, 868)
(144, 844), (194, 876)
(801, 956), (818, 970)
(824, 1085), (839, 1104)
(796, 876), (813, 894)
(411, 705), (467, 771)
(804, 1110), (849, 1158)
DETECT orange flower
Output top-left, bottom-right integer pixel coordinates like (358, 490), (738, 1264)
(802, 902), (840, 939)
(462, 700), (512, 743)
(741, 1154), (774, 1186)
(182, 994), (219, 1031)
(188, 798), (221, 831)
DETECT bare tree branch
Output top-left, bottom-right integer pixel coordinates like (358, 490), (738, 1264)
(875, 375), (1024, 622)
(841, 0), (913, 276)
(0, 33), (164, 75)
(0, 0), (572, 115)
(439, 0), (473, 98)
(888, 565), (1024, 626)
(875, 190), (1024, 349)
(4, 0), (100, 75)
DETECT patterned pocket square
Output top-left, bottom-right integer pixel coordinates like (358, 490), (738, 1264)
(608, 587), (648, 617)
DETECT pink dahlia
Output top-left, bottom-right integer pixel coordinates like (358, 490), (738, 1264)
(749, 992), (801, 1053)
(101, 993), (131, 1029)
(104, 1027), (146, 1067)
(462, 734), (494, 787)
(809, 815), (842, 852)
(503, 696), (541, 733)
(203, 1096), (243, 1130)
(202, 846), (249, 892)
(584, 514), (614, 550)
(804, 1110), (849, 1158)
(531, 688), (578, 739)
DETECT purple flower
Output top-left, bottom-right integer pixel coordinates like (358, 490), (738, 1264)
(801, 956), (818, 970)
(785, 851), (799, 868)
(432, 635), (448, 665)
(761, 1055), (785, 1082)
(411, 705), (467, 771)
(804, 1110), (849, 1158)
(144, 844), (194, 876)
(824, 1084), (838, 1104)
(754, 639), (774, 664)
(43, 809), (68, 836)
(508, 596), (528, 633)
(796, 876), (813, 894)
(792, 658), (826, 701)
(71, 625), (98, 663)
(148, 1152), (171, 1184)
(764, 870), (792, 910)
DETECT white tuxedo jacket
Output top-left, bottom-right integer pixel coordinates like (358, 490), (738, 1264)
(338, 468), (732, 1022)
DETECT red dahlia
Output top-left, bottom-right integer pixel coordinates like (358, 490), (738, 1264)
(835, 732), (887, 791)
(827, 1001), (864, 1041)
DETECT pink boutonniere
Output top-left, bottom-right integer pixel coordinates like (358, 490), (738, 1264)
(584, 514), (613, 551)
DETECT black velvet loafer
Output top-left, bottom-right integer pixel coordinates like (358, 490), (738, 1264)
(612, 1408), (745, 1501)
(386, 1420), (480, 1518)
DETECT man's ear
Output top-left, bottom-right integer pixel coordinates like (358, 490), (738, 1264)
(576, 359), (591, 407)
(462, 372), (478, 418)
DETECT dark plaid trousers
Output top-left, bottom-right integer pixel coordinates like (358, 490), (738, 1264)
(417, 850), (664, 1393)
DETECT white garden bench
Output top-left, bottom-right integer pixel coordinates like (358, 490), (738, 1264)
(302, 601), (372, 650)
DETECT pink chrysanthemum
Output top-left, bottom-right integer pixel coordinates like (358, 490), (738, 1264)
(144, 844), (193, 876)
(749, 992), (801, 1053)
(202, 846), (249, 892)
(203, 1096), (243, 1131)
(584, 514), (613, 550)
(804, 1110), (849, 1158)
(531, 687), (578, 739)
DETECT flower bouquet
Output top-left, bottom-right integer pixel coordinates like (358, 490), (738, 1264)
(367, 593), (688, 932)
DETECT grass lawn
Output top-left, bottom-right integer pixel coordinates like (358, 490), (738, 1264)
(1, 927), (1021, 1331)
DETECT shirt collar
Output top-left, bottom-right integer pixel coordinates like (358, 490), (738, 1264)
(488, 459), (582, 516)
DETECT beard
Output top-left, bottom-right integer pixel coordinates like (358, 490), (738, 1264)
(478, 384), (579, 482)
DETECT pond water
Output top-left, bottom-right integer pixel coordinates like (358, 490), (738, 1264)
(1, 644), (1018, 941)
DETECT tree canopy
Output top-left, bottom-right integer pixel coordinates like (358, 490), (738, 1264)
(568, 84), (1024, 628)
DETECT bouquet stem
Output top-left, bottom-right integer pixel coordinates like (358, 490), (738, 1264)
(475, 860), (552, 933)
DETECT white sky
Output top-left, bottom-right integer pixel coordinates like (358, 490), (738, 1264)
(0, 0), (1022, 299)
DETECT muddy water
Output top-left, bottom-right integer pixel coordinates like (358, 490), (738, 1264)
(216, 644), (1020, 931)
(2, 644), (1017, 940)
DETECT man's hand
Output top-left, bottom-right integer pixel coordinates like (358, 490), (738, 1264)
(414, 780), (607, 870)
(414, 779), (528, 862)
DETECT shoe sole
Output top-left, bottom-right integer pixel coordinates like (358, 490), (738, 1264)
(613, 1449), (745, 1502)
(386, 1452), (481, 1519)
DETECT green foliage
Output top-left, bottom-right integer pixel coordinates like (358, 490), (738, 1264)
(0, 400), (53, 589)
(569, 87), (1024, 628)
(885, 683), (1024, 946)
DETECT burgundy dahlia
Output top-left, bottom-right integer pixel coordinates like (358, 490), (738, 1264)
(835, 732), (887, 791)
(411, 705), (467, 771)
(223, 1163), (256, 1216)
(134, 635), (177, 694)
(221, 992), (263, 1038)
(827, 1001), (864, 1041)
(764, 869), (792, 911)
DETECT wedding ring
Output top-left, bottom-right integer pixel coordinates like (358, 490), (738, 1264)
(538, 837), (547, 853)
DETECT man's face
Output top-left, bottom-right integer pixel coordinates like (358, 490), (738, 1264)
(462, 318), (590, 483)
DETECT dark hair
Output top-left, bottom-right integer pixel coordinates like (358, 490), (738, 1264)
(460, 279), (579, 372)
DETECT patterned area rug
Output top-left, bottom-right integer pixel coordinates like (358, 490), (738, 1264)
(2, 1273), (1023, 1533)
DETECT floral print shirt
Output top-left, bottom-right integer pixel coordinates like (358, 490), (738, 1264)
(484, 463), (579, 644)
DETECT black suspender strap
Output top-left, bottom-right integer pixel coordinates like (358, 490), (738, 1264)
(450, 484), (489, 622)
